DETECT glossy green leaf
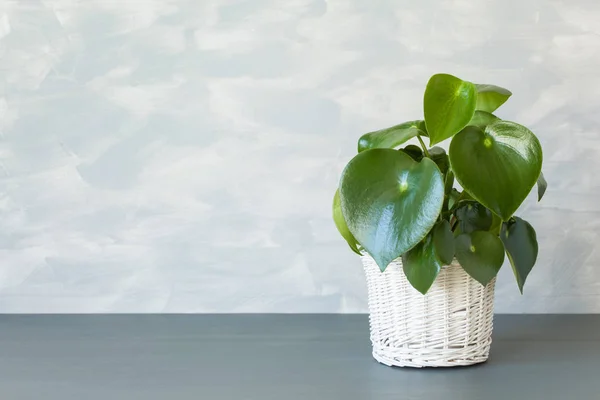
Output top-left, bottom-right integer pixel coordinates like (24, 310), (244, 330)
(501, 217), (538, 293)
(455, 231), (505, 286)
(424, 73), (477, 146)
(468, 110), (500, 129)
(433, 220), (455, 265)
(537, 171), (547, 202)
(358, 120), (426, 153)
(429, 146), (449, 175)
(402, 233), (443, 294)
(399, 144), (424, 162)
(455, 201), (493, 234)
(332, 189), (361, 255)
(449, 121), (543, 221)
(475, 84), (512, 113)
(339, 149), (444, 271)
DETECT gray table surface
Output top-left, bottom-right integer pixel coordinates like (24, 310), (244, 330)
(0, 314), (597, 399)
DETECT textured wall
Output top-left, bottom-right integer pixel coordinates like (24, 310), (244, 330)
(0, 0), (598, 313)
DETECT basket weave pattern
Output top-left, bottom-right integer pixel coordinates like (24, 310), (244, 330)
(362, 255), (495, 368)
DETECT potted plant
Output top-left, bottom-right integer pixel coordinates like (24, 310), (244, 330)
(333, 73), (546, 368)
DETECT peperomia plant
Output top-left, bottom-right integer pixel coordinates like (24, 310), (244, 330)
(333, 73), (545, 294)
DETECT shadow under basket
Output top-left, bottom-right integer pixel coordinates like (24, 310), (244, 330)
(362, 254), (495, 368)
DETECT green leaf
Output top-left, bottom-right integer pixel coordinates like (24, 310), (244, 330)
(448, 188), (461, 210)
(475, 84), (512, 113)
(455, 201), (493, 234)
(442, 170), (455, 212)
(449, 121), (543, 221)
(468, 110), (500, 129)
(452, 224), (463, 238)
(333, 189), (361, 255)
(402, 233), (443, 294)
(537, 171), (547, 202)
(424, 73), (477, 146)
(455, 231), (505, 286)
(399, 144), (424, 162)
(429, 146), (449, 175)
(458, 190), (474, 202)
(433, 220), (455, 265)
(444, 170), (455, 195)
(501, 217), (538, 293)
(489, 213), (502, 235)
(448, 190), (474, 213)
(339, 149), (445, 271)
(358, 120), (426, 153)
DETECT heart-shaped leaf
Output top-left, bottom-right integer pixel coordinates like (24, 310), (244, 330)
(399, 144), (424, 161)
(537, 171), (547, 202)
(449, 121), (543, 221)
(402, 233), (443, 294)
(358, 120), (426, 152)
(433, 220), (454, 265)
(332, 189), (361, 255)
(424, 74), (477, 146)
(455, 201), (493, 234)
(501, 217), (538, 293)
(339, 149), (444, 271)
(475, 84), (512, 113)
(468, 110), (500, 129)
(455, 231), (505, 286)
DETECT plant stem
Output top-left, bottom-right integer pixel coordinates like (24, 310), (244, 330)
(442, 194), (450, 213)
(494, 219), (503, 236)
(417, 135), (430, 158)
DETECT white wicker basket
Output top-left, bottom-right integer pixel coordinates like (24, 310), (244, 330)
(362, 254), (495, 368)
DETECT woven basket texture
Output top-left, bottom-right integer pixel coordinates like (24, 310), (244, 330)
(362, 254), (495, 368)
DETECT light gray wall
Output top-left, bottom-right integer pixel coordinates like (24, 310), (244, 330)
(0, 0), (597, 313)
